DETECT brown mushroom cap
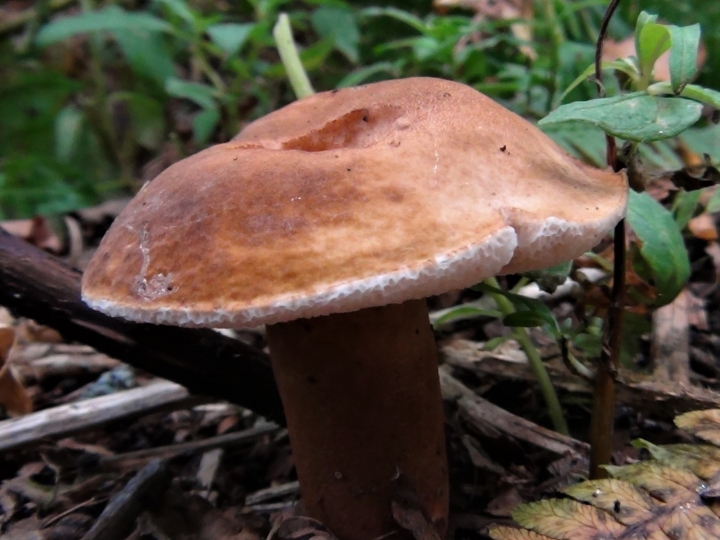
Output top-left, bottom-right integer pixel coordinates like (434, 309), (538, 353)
(82, 77), (627, 327)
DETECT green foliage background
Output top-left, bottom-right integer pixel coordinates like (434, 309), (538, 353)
(0, 0), (717, 219)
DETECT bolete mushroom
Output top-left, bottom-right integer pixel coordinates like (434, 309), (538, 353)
(82, 77), (627, 540)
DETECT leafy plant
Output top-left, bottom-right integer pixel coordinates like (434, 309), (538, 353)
(0, 0), (369, 219)
(539, 12), (719, 312)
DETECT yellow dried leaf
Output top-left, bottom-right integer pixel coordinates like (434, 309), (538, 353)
(0, 326), (32, 416)
(563, 479), (653, 525)
(641, 443), (720, 480)
(676, 409), (720, 446)
(513, 499), (625, 539)
(496, 409), (720, 540)
(488, 525), (555, 540)
(659, 503), (720, 539)
(606, 462), (702, 504)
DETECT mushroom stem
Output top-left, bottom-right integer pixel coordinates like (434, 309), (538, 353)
(266, 299), (449, 540)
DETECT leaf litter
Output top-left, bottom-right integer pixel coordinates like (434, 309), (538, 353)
(489, 408), (720, 540)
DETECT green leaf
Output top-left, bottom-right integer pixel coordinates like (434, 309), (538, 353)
(0, 156), (91, 217)
(503, 311), (553, 328)
(112, 31), (175, 86)
(668, 24), (701, 93)
(707, 188), (720, 214)
(54, 106), (84, 163)
(165, 78), (217, 110)
(679, 84), (720, 109)
(337, 62), (398, 88)
(637, 22), (671, 79)
(634, 11), (659, 67)
(311, 7), (360, 63)
(432, 306), (502, 328)
(673, 189), (701, 229)
(539, 93), (703, 142)
(110, 93), (165, 151)
(207, 23), (255, 57)
(626, 190), (690, 305)
(36, 5), (170, 45)
(558, 59), (640, 104)
(192, 108), (220, 144)
(474, 283), (559, 334)
(155, 0), (197, 27)
(360, 7), (428, 35)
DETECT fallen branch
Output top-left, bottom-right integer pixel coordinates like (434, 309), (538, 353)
(102, 422), (280, 466)
(439, 367), (589, 458)
(442, 338), (720, 419)
(0, 228), (285, 424)
(245, 480), (300, 505)
(0, 380), (202, 452)
(82, 458), (172, 540)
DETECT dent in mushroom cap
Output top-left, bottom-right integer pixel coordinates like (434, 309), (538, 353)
(81, 77), (627, 328)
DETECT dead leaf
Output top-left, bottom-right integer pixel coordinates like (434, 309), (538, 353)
(675, 409), (720, 446)
(489, 528), (554, 540)
(15, 319), (64, 345)
(489, 409), (720, 540)
(688, 213), (718, 241)
(268, 516), (337, 540)
(670, 162), (720, 192)
(706, 242), (720, 276)
(487, 487), (524, 518)
(512, 498), (627, 538)
(0, 217), (62, 253)
(390, 501), (441, 540)
(685, 290), (709, 331)
(0, 326), (33, 416)
(391, 474), (442, 540)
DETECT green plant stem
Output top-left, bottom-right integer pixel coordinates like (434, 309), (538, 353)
(273, 13), (314, 99)
(194, 44), (228, 96)
(485, 277), (569, 436)
(539, 0), (565, 109)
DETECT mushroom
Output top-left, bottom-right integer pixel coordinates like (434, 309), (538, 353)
(81, 78), (627, 540)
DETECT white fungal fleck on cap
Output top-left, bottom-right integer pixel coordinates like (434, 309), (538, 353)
(132, 223), (176, 301)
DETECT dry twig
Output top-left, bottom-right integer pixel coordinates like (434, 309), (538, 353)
(0, 381), (201, 452)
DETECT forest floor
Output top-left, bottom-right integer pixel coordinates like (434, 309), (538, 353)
(2, 192), (720, 540)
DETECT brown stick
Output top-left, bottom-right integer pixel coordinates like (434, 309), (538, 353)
(0, 228), (285, 424)
(589, 0), (625, 480)
(82, 458), (172, 540)
(439, 367), (589, 458)
(0, 381), (201, 452)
